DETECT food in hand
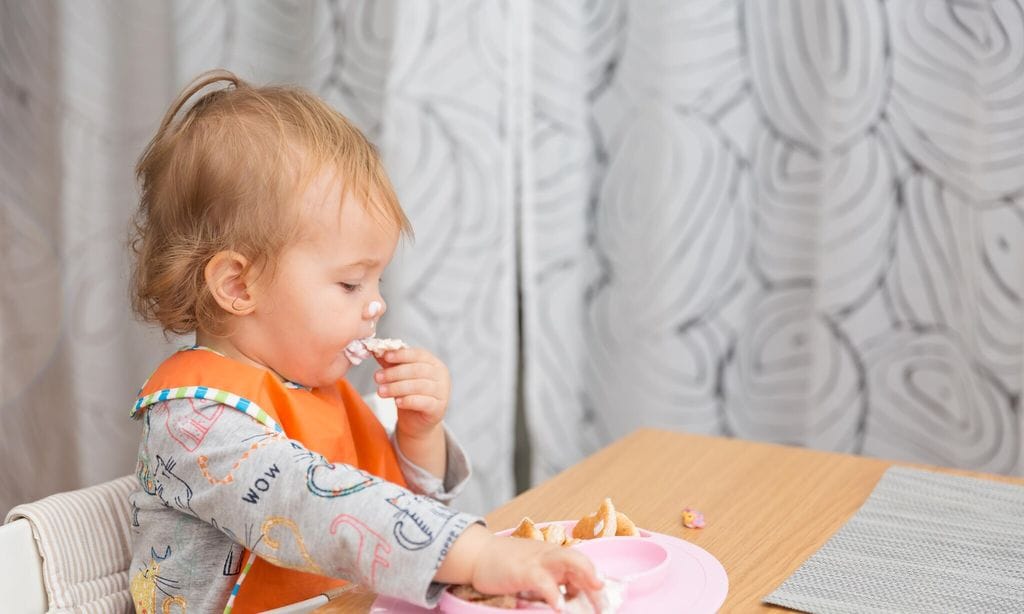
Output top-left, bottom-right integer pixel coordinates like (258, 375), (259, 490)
(448, 582), (620, 611)
(449, 584), (517, 608)
(361, 337), (408, 354)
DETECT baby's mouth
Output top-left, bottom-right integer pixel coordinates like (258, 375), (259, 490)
(344, 337), (373, 365)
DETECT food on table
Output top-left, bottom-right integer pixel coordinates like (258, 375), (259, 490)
(681, 506), (705, 529)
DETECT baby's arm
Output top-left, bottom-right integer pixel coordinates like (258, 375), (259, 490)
(138, 398), (480, 607)
(391, 424), (471, 503)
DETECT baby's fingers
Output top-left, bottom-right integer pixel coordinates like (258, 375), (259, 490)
(567, 564), (604, 592)
(393, 394), (438, 411)
(378, 379), (442, 400)
(379, 347), (434, 365)
(559, 550), (602, 591)
(526, 574), (566, 612)
(375, 362), (435, 384)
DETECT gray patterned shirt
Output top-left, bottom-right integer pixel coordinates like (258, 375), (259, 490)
(128, 396), (480, 612)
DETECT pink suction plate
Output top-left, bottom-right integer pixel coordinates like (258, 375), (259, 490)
(371, 521), (728, 613)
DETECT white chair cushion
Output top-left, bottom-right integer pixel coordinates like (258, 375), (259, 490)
(4, 475), (136, 613)
(0, 518), (47, 613)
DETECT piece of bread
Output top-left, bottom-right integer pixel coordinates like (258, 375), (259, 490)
(540, 523), (567, 546)
(477, 595), (517, 608)
(572, 497), (618, 539)
(360, 337), (408, 354)
(615, 511), (639, 536)
(450, 584), (487, 601)
(510, 516), (543, 541)
(449, 585), (517, 608)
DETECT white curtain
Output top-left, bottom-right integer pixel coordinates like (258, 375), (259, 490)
(2, 0), (1023, 518)
(524, 0), (1024, 483)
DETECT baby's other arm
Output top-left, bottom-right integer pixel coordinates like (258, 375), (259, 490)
(391, 424), (471, 503)
(138, 398), (480, 607)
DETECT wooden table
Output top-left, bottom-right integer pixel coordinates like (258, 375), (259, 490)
(318, 428), (1024, 612)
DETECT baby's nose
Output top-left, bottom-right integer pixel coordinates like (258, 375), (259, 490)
(367, 300), (385, 319)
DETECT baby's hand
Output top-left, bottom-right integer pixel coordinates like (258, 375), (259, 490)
(374, 347), (450, 440)
(471, 534), (604, 610)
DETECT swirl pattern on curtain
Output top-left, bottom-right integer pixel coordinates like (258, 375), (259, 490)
(524, 0), (1024, 483)
(3, 0), (1023, 517)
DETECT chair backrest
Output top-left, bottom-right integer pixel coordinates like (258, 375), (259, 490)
(0, 518), (47, 613)
(2, 475), (136, 614)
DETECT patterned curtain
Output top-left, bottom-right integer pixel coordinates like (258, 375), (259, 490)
(0, 0), (521, 515)
(2, 1), (1022, 518)
(525, 0), (1024, 483)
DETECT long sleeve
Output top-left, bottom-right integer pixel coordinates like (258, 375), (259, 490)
(363, 392), (472, 502)
(131, 397), (482, 608)
(392, 425), (472, 502)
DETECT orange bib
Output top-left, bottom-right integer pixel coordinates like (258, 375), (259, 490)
(134, 348), (407, 613)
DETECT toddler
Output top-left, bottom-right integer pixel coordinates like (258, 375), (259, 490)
(127, 70), (601, 613)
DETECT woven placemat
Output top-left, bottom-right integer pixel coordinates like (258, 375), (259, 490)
(764, 466), (1024, 614)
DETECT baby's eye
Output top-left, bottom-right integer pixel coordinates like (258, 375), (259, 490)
(339, 282), (361, 292)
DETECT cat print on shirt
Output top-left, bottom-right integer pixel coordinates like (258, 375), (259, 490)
(130, 557), (187, 614)
(153, 455), (198, 517)
(386, 490), (459, 551)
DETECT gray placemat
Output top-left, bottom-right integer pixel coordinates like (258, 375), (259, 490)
(764, 466), (1024, 614)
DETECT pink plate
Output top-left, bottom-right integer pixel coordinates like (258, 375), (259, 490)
(572, 537), (670, 597)
(369, 521), (728, 613)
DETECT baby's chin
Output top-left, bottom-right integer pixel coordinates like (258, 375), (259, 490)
(297, 357), (353, 388)
(326, 358), (354, 381)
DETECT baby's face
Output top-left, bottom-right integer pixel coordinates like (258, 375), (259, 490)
(245, 166), (399, 387)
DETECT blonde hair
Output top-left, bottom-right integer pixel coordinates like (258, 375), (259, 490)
(130, 69), (411, 336)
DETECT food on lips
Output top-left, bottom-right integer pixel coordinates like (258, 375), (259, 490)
(361, 337), (408, 354)
(343, 336), (408, 365)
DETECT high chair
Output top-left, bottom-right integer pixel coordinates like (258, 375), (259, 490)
(0, 475), (136, 613)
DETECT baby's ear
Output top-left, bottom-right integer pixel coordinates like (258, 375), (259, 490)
(204, 251), (256, 315)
